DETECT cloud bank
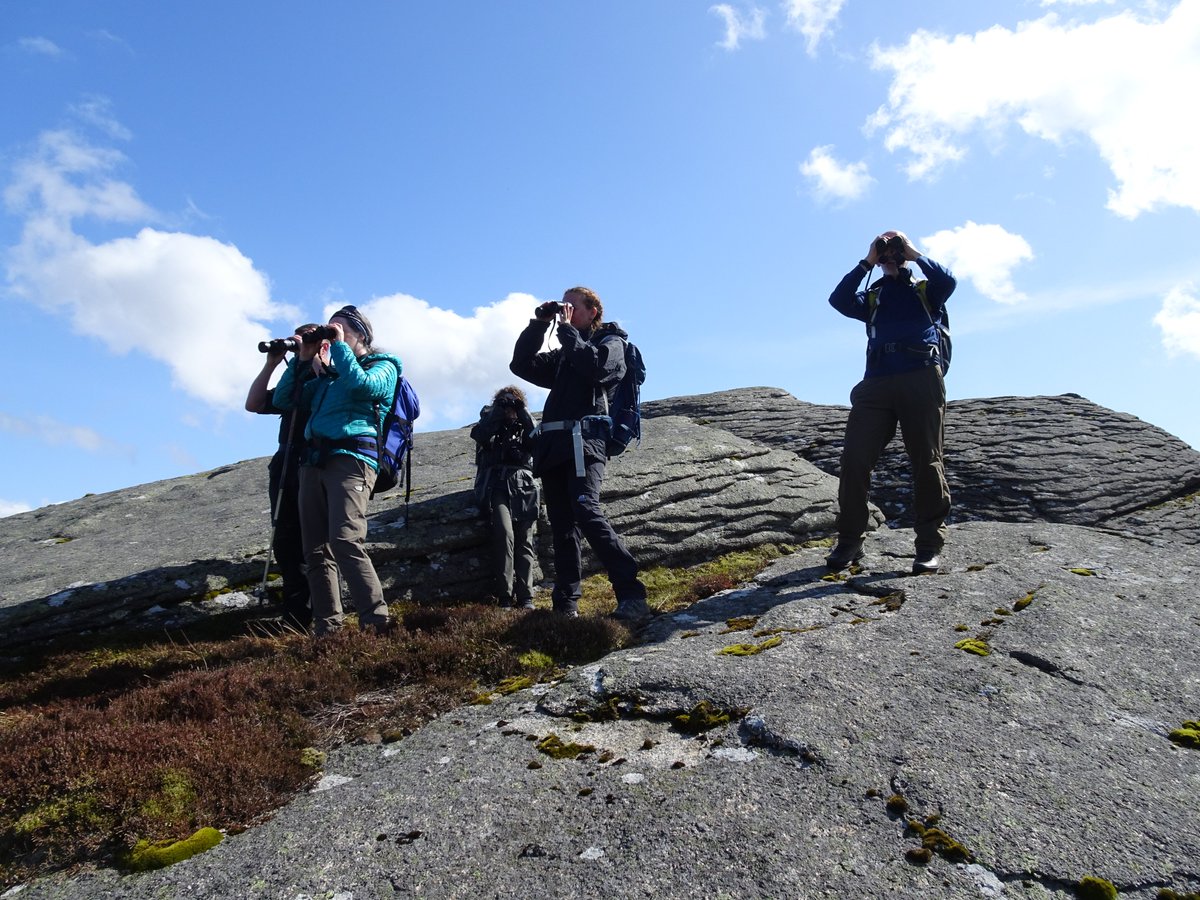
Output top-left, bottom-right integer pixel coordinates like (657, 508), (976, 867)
(799, 146), (873, 204)
(1154, 284), (1200, 360)
(868, 1), (1200, 218)
(710, 4), (766, 50)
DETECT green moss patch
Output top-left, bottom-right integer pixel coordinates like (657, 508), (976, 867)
(122, 827), (224, 872)
(1168, 720), (1200, 750)
(536, 733), (596, 760)
(1069, 567), (1097, 577)
(673, 700), (737, 734)
(906, 818), (972, 863)
(1077, 876), (1118, 900)
(720, 616), (760, 633)
(955, 638), (991, 657)
(719, 635), (783, 656)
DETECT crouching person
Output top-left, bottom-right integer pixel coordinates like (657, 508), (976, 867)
(509, 287), (650, 622)
(471, 386), (539, 609)
(273, 305), (397, 636)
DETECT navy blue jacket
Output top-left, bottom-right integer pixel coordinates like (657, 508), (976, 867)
(829, 256), (956, 378)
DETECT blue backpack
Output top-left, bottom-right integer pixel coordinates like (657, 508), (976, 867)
(600, 339), (646, 457)
(363, 360), (420, 503)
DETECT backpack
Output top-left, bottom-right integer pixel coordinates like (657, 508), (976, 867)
(599, 339), (646, 457)
(866, 280), (952, 375)
(365, 360), (420, 502)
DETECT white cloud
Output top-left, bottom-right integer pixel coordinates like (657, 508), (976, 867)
(17, 37), (63, 58)
(321, 292), (551, 427)
(920, 222), (1034, 305)
(4, 125), (297, 411)
(1153, 283), (1200, 359)
(0, 500), (33, 518)
(799, 145), (873, 203)
(782, 0), (845, 55)
(867, 2), (1200, 217)
(710, 4), (766, 50)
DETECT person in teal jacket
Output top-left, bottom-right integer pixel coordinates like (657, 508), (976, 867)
(274, 305), (399, 636)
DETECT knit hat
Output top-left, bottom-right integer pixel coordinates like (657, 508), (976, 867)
(332, 305), (374, 345)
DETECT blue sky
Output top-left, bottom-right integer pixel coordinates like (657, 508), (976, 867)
(2, 0), (1198, 516)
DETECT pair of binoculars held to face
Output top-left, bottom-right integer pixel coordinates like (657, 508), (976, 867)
(874, 235), (905, 260)
(257, 325), (339, 354)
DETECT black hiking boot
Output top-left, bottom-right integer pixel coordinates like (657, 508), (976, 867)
(825, 538), (865, 571)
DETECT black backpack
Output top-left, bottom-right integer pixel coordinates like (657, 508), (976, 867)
(599, 339), (646, 457)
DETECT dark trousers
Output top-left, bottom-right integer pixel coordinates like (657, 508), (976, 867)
(837, 364), (950, 553)
(540, 459), (644, 606)
(489, 489), (537, 604)
(268, 452), (311, 629)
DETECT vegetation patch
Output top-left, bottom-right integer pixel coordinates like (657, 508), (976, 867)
(535, 733), (595, 760)
(1168, 720), (1200, 750)
(720, 616), (760, 634)
(1013, 591), (1036, 612)
(1069, 567), (1097, 577)
(672, 700), (739, 735)
(1077, 876), (1118, 900)
(122, 827), (224, 872)
(906, 817), (972, 863)
(955, 637), (991, 657)
(1158, 889), (1200, 900)
(870, 592), (906, 612)
(719, 635), (783, 657)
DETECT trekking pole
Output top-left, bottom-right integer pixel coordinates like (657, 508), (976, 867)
(258, 370), (304, 605)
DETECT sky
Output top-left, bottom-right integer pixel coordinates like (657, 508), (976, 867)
(1, 0), (1198, 517)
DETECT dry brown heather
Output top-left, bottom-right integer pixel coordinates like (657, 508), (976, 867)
(0, 546), (785, 887)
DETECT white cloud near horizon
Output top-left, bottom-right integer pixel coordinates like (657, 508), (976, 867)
(799, 145), (873, 203)
(1153, 284), (1200, 359)
(0, 499), (33, 518)
(783, 0), (845, 55)
(867, 1), (1200, 218)
(0, 412), (133, 456)
(921, 222), (1034, 305)
(710, 4), (767, 50)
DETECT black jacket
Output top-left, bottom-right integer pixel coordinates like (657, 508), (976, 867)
(510, 318), (629, 475)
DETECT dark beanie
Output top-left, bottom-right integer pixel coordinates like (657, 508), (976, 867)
(333, 305), (374, 345)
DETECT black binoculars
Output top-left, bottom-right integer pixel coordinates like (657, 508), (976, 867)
(874, 235), (905, 258)
(257, 325), (339, 354)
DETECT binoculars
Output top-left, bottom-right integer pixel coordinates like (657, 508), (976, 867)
(874, 235), (905, 259)
(257, 325), (339, 354)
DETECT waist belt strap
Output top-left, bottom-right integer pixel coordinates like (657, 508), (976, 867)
(537, 420), (585, 477)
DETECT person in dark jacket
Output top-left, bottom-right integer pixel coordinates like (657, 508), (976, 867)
(509, 287), (650, 621)
(245, 322), (320, 630)
(471, 385), (539, 609)
(273, 305), (398, 635)
(826, 230), (956, 575)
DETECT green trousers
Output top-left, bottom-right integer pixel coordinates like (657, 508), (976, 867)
(837, 365), (950, 553)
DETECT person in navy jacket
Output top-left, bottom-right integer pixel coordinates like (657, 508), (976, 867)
(826, 230), (956, 575)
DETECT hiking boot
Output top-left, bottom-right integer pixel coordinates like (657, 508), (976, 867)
(552, 599), (579, 618)
(610, 597), (652, 623)
(516, 597), (536, 610)
(911, 550), (941, 575)
(825, 538), (865, 571)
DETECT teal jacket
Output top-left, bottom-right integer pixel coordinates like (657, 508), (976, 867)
(274, 342), (400, 470)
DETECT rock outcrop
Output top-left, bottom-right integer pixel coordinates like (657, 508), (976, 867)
(22, 521), (1200, 899)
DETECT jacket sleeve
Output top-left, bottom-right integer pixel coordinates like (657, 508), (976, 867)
(334, 344), (398, 402)
(558, 325), (626, 387)
(509, 319), (559, 389)
(828, 265), (870, 323)
(914, 256), (956, 310)
(470, 406), (499, 444)
(272, 358), (301, 410)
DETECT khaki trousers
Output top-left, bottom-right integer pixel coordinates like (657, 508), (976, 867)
(837, 365), (950, 553)
(298, 454), (389, 635)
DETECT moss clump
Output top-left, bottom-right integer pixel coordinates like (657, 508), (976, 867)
(14, 790), (107, 837)
(885, 794), (908, 815)
(721, 616), (760, 634)
(718, 635), (783, 656)
(517, 650), (554, 670)
(953, 624), (970, 632)
(1069, 567), (1097, 576)
(820, 572), (848, 583)
(905, 847), (932, 865)
(993, 608), (1012, 616)
(1158, 890), (1200, 900)
(673, 700), (735, 734)
(299, 747), (326, 768)
(1168, 721), (1200, 749)
(906, 818), (972, 863)
(122, 827), (223, 872)
(1013, 592), (1035, 611)
(870, 592), (905, 612)
(536, 733), (595, 759)
(955, 637), (990, 657)
(1077, 876), (1118, 900)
